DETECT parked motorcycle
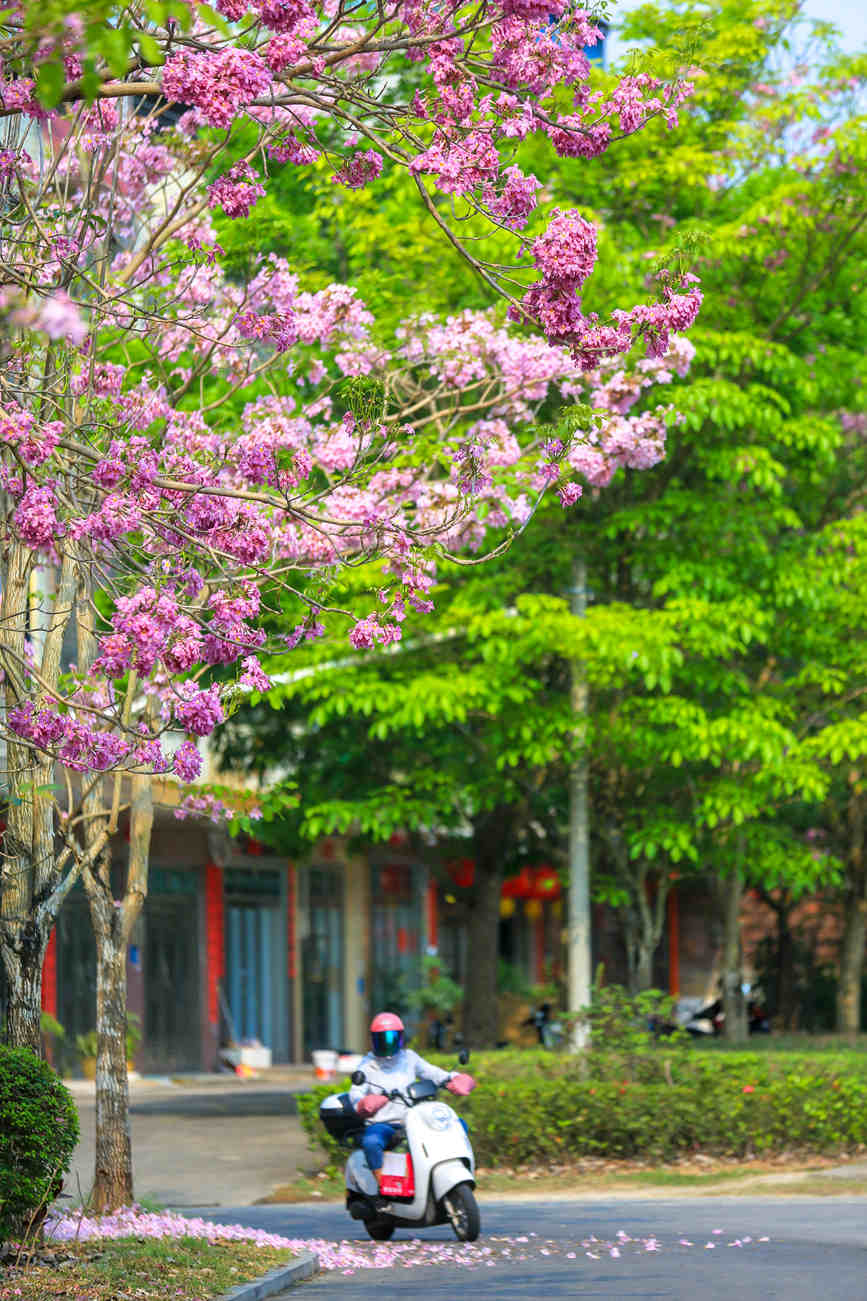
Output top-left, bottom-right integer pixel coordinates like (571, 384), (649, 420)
(684, 997), (770, 1038)
(319, 1054), (479, 1243)
(522, 1002), (565, 1049)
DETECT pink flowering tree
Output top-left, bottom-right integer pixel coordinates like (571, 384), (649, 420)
(0, 0), (703, 1209)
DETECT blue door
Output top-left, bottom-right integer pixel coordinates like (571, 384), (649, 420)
(224, 868), (284, 1052)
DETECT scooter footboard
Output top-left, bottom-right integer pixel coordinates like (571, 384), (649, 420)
(432, 1158), (474, 1202)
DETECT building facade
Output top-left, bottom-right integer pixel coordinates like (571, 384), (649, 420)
(22, 821), (832, 1075)
(37, 816), (440, 1074)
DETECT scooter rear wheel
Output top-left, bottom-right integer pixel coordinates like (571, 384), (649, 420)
(365, 1219), (395, 1241)
(443, 1183), (480, 1242)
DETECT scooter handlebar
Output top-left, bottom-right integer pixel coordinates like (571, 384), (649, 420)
(365, 1079), (453, 1107)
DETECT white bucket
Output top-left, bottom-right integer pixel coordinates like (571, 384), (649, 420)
(312, 1049), (339, 1081)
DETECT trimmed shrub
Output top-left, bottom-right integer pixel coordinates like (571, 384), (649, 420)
(0, 1045), (80, 1243)
(297, 1050), (867, 1169)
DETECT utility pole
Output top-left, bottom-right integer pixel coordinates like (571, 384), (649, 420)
(567, 551), (591, 1049)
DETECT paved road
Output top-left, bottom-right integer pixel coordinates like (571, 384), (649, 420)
(187, 1198), (867, 1299)
(69, 1085), (315, 1208)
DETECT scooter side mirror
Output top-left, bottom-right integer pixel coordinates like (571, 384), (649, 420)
(351, 1070), (366, 1086)
(458, 1049), (469, 1066)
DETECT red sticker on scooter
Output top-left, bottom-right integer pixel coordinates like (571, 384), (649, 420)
(379, 1152), (415, 1198)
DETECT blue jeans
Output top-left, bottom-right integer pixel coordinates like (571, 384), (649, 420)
(361, 1122), (401, 1172)
(362, 1119), (469, 1172)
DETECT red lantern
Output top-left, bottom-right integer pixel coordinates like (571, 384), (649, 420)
(447, 858), (475, 889)
(501, 867), (534, 899)
(532, 865), (561, 900)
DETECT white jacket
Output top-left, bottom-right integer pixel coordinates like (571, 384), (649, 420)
(348, 1048), (452, 1125)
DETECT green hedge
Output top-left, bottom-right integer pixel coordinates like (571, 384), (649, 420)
(0, 1045), (79, 1243)
(298, 1050), (867, 1167)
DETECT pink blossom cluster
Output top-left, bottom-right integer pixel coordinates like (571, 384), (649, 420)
(0, 407), (62, 467)
(161, 48), (271, 129)
(13, 485), (59, 548)
(208, 162), (267, 219)
(485, 166), (541, 230)
(257, 0), (316, 33)
(35, 289), (88, 345)
(7, 702), (141, 773)
(510, 209), (598, 354)
(491, 16), (591, 97)
(332, 149), (384, 190)
(0, 27), (703, 800)
(349, 615), (404, 649)
(174, 792), (232, 822)
(174, 682), (226, 736)
(1, 0), (704, 382)
(172, 739), (203, 782)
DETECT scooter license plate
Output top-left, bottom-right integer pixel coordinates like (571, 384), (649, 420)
(379, 1152), (415, 1198)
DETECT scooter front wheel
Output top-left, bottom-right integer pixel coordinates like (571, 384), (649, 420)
(443, 1183), (480, 1242)
(365, 1218), (395, 1241)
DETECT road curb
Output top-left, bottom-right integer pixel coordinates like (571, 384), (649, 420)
(215, 1250), (319, 1300)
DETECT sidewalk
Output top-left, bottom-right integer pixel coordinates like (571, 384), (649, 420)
(66, 1069), (321, 1209)
(63, 1062), (317, 1094)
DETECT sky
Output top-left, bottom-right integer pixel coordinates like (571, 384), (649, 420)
(606, 0), (867, 63)
(810, 0), (867, 50)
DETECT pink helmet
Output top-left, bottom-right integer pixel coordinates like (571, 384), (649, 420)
(370, 1012), (405, 1058)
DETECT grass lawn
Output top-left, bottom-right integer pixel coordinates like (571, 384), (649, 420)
(0, 1236), (295, 1301)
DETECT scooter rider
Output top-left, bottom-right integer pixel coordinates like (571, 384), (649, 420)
(350, 1012), (476, 1195)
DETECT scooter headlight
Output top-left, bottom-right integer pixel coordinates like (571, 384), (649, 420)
(423, 1104), (453, 1132)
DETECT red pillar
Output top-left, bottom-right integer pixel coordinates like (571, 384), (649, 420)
(41, 928), (58, 1017)
(204, 865), (225, 1031)
(667, 888), (680, 996)
(426, 879), (439, 951)
(41, 928), (58, 1065)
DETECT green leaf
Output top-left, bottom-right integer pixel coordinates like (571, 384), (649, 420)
(137, 31), (164, 66)
(35, 61), (65, 108)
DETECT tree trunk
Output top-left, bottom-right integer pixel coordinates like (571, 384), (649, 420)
(776, 903), (797, 1030)
(836, 900), (866, 1036)
(1, 951), (43, 1054)
(624, 917), (659, 993)
(567, 551), (591, 1048)
(462, 819), (507, 1049)
(634, 938), (654, 993)
(0, 752), (56, 1056)
(836, 778), (866, 1037)
(720, 870), (747, 1043)
(1, 545), (80, 1054)
(82, 770), (152, 1211)
(74, 568), (152, 1211)
(622, 864), (668, 994)
(92, 932), (133, 1212)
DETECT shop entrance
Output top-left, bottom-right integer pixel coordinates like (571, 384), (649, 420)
(144, 868), (200, 1072)
(301, 865), (344, 1056)
(224, 868), (288, 1059)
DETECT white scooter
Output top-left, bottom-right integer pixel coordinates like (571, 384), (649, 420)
(319, 1059), (479, 1243)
